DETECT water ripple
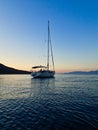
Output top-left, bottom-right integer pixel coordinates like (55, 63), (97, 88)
(0, 74), (98, 130)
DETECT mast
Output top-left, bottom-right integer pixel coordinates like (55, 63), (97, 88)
(47, 20), (50, 70)
(47, 20), (55, 71)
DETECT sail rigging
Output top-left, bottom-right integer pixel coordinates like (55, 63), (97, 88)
(47, 20), (55, 71)
(31, 21), (55, 78)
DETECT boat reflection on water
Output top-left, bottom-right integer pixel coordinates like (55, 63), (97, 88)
(30, 78), (55, 98)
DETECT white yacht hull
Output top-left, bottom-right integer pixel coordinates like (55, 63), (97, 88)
(31, 70), (55, 78)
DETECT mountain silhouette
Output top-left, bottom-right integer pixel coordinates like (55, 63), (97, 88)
(0, 63), (30, 74)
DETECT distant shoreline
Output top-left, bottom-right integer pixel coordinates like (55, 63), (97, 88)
(64, 70), (98, 75)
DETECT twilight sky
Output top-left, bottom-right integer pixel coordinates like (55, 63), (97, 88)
(0, 0), (98, 72)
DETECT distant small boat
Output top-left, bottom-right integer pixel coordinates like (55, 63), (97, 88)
(31, 21), (55, 78)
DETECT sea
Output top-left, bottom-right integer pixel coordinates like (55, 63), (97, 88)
(0, 74), (98, 130)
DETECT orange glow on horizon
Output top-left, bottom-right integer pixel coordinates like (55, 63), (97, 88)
(1, 62), (98, 73)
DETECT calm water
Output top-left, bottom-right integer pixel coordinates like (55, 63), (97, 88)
(0, 74), (98, 130)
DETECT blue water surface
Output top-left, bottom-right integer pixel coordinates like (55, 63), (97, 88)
(0, 74), (98, 130)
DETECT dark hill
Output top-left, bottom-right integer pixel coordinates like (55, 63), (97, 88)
(0, 63), (30, 74)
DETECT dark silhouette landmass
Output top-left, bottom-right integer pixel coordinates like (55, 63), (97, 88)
(0, 63), (30, 74)
(64, 70), (98, 75)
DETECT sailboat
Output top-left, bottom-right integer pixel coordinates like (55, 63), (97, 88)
(31, 21), (55, 78)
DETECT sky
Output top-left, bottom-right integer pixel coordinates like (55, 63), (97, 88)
(0, 0), (98, 73)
